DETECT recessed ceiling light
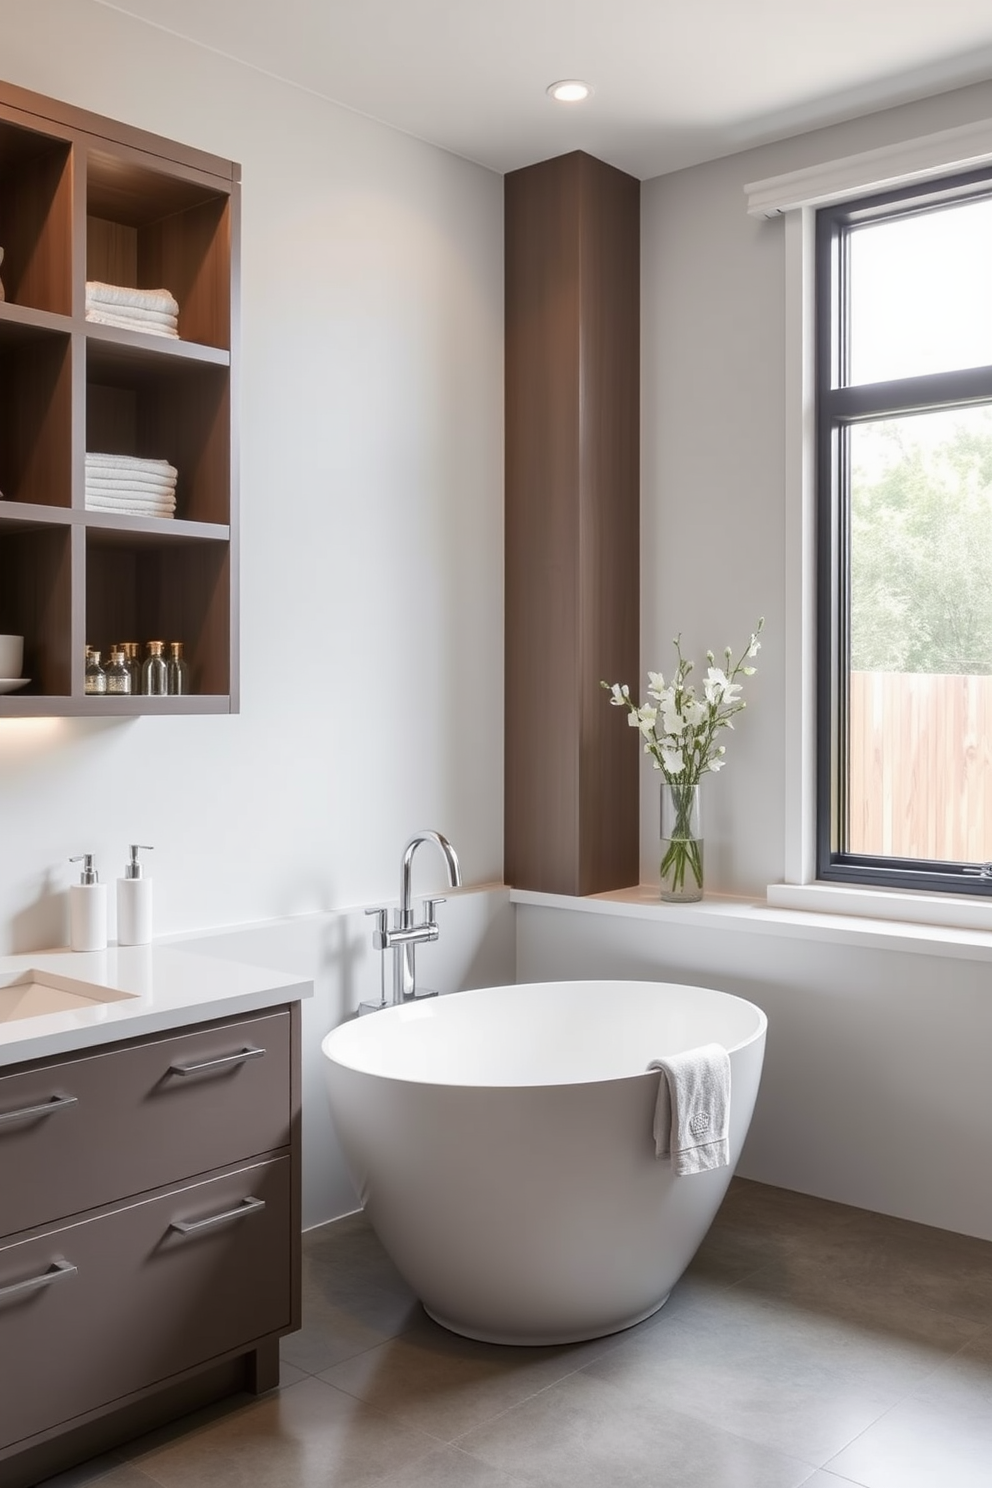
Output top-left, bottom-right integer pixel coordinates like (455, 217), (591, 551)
(547, 80), (593, 104)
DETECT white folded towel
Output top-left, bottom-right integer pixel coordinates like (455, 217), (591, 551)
(86, 453), (178, 481)
(648, 1043), (731, 1175)
(86, 476), (177, 497)
(85, 498), (175, 518)
(85, 309), (179, 339)
(85, 490), (176, 509)
(85, 295), (177, 321)
(85, 281), (179, 316)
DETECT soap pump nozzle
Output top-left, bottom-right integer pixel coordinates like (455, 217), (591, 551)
(125, 844), (153, 880)
(70, 853), (99, 885)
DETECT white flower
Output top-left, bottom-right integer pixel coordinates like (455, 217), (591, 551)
(703, 667), (729, 704)
(629, 704), (657, 738)
(646, 671), (666, 698)
(708, 757), (725, 771)
(682, 698), (707, 728)
(609, 683), (630, 707)
(748, 638), (761, 658)
(661, 745), (684, 775)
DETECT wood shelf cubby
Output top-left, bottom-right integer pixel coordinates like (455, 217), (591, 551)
(0, 115), (72, 316)
(0, 80), (240, 716)
(0, 316), (71, 507)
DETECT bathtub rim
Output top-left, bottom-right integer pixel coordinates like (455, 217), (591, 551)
(321, 977), (767, 1091)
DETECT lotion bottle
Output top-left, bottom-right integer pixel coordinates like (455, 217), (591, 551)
(117, 844), (154, 946)
(69, 854), (107, 951)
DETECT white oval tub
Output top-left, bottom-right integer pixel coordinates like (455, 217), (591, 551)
(321, 979), (766, 1345)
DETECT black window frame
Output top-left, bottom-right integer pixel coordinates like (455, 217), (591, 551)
(816, 166), (992, 896)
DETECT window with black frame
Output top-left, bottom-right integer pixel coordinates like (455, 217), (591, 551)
(816, 169), (992, 894)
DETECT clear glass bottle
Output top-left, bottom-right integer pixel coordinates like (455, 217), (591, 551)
(105, 648), (131, 695)
(167, 640), (190, 695)
(84, 648), (106, 695)
(141, 640), (168, 696)
(122, 642), (141, 695)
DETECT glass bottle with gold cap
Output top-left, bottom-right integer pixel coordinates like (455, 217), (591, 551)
(141, 640), (168, 696)
(122, 642), (141, 696)
(84, 647), (106, 695)
(167, 640), (189, 695)
(105, 648), (131, 695)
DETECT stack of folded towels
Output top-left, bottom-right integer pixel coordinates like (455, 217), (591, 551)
(85, 453), (177, 519)
(85, 281), (179, 338)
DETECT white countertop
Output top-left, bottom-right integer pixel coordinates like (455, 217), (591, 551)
(0, 944), (312, 1067)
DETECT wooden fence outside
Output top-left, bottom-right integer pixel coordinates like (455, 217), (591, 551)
(848, 670), (992, 862)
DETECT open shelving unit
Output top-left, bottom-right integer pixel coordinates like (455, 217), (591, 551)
(0, 80), (239, 716)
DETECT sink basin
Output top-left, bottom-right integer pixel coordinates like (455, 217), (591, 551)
(0, 970), (138, 1023)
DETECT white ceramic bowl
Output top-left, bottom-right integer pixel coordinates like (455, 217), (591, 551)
(0, 635), (23, 678)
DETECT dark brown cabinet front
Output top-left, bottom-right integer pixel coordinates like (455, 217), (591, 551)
(0, 1156), (291, 1451)
(0, 1010), (292, 1237)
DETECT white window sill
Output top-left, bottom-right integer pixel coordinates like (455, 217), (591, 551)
(509, 882), (992, 962)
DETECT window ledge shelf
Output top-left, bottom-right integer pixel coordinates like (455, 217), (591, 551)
(509, 883), (992, 962)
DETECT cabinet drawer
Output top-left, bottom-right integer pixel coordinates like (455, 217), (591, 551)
(0, 1011), (291, 1236)
(0, 1155), (291, 1451)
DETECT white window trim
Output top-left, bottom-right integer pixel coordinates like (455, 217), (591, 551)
(746, 117), (992, 934)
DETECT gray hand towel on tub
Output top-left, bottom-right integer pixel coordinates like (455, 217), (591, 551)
(648, 1044), (731, 1175)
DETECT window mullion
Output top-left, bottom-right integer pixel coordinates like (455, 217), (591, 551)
(825, 364), (992, 422)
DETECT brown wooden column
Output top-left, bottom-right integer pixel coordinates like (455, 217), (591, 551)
(504, 151), (640, 895)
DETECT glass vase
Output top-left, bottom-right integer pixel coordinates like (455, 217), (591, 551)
(660, 782), (703, 902)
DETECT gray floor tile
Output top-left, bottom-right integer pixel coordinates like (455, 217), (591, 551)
(591, 1264), (976, 1395)
(903, 1327), (992, 1420)
(581, 1292), (896, 1466)
(453, 1368), (814, 1488)
(376, 1444), (530, 1487)
(319, 1312), (618, 1440)
(280, 1212), (422, 1373)
(126, 1375), (444, 1488)
(797, 1474), (872, 1487)
(826, 1392), (992, 1488)
(729, 1185), (992, 1329)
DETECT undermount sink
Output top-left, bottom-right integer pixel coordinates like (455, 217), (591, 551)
(0, 970), (138, 1024)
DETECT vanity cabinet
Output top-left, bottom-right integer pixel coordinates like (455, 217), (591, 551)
(0, 79), (239, 715)
(0, 1004), (300, 1488)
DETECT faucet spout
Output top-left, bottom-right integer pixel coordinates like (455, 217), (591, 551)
(398, 830), (462, 928)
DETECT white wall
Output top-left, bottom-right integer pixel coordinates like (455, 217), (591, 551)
(0, 0), (504, 952)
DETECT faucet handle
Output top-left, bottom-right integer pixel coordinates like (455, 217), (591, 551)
(365, 906), (389, 950)
(422, 896), (446, 926)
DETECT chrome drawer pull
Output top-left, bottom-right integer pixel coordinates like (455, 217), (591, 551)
(170, 1196), (266, 1235)
(0, 1259), (77, 1300)
(0, 1094), (79, 1127)
(169, 1045), (265, 1077)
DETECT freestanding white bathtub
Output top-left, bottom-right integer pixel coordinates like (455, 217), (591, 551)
(321, 979), (766, 1345)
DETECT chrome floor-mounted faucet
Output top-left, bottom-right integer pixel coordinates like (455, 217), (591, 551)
(361, 830), (462, 1013)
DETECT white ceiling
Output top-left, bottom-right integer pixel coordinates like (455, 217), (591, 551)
(94, 0), (992, 179)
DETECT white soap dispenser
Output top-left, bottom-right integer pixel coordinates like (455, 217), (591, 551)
(117, 844), (153, 946)
(69, 854), (108, 952)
